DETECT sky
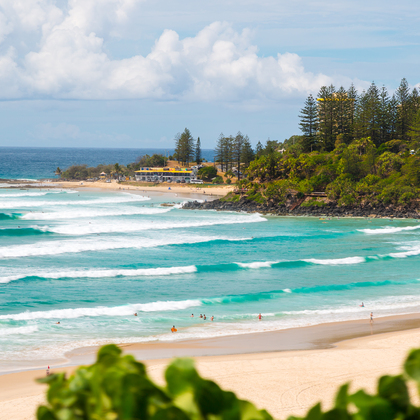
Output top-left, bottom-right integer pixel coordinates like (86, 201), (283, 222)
(0, 0), (419, 149)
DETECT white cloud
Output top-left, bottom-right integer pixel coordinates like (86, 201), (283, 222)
(0, 0), (346, 102)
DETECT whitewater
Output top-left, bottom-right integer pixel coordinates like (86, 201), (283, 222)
(1, 186), (420, 371)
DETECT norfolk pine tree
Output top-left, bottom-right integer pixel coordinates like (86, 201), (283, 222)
(195, 137), (202, 164)
(299, 94), (318, 152)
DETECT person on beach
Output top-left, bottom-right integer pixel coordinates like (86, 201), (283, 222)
(258, 313), (262, 320)
(370, 312), (373, 323)
(171, 325), (177, 333)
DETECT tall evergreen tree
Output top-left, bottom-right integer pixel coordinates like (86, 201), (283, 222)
(365, 82), (381, 145)
(195, 137), (202, 164)
(396, 78), (411, 140)
(345, 84), (358, 142)
(389, 94), (399, 139)
(299, 94), (318, 152)
(174, 128), (195, 166)
(354, 90), (369, 140)
(215, 134), (234, 172)
(378, 86), (391, 145)
(240, 136), (254, 168)
(255, 141), (263, 158)
(317, 84), (337, 151)
(233, 132), (245, 179)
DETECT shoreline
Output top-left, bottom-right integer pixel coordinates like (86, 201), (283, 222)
(0, 178), (234, 198)
(3, 315), (420, 419)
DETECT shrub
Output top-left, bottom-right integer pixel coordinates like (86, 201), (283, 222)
(37, 345), (272, 420)
(37, 344), (420, 420)
(212, 176), (224, 184)
(198, 166), (217, 181)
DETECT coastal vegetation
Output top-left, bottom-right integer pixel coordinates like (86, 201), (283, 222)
(37, 343), (420, 420)
(225, 79), (420, 210)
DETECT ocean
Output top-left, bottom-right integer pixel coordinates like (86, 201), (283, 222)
(0, 147), (216, 180)
(0, 150), (420, 372)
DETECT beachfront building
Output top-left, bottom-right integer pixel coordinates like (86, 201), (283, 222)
(99, 172), (107, 180)
(134, 167), (197, 183)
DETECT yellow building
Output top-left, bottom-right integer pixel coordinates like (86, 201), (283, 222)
(135, 167), (196, 183)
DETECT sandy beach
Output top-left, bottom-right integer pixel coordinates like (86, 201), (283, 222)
(55, 180), (234, 197)
(2, 314), (420, 420)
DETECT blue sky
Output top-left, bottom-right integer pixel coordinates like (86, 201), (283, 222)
(0, 0), (419, 149)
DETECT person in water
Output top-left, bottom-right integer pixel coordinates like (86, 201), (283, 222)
(134, 313), (137, 316)
(211, 316), (214, 321)
(360, 302), (364, 307)
(191, 314), (194, 317)
(203, 314), (206, 320)
(258, 313), (262, 320)
(199, 314), (203, 318)
(171, 325), (177, 333)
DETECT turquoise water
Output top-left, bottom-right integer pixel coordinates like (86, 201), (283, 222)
(1, 187), (420, 371)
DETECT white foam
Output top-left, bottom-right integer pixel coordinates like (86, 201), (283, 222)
(0, 265), (197, 283)
(282, 288), (292, 293)
(359, 225), (420, 234)
(21, 206), (171, 220)
(0, 300), (202, 321)
(235, 260), (280, 269)
(46, 213), (265, 235)
(0, 326), (38, 336)
(0, 194), (150, 209)
(304, 256), (365, 265)
(0, 235), (250, 258)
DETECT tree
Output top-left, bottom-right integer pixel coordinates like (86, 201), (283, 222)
(198, 166), (217, 181)
(55, 167), (62, 176)
(215, 134), (233, 172)
(317, 84), (337, 151)
(408, 109), (420, 150)
(195, 137), (202, 164)
(365, 82), (381, 146)
(396, 78), (411, 140)
(233, 132), (245, 179)
(299, 94), (318, 152)
(240, 136), (254, 168)
(255, 141), (263, 158)
(175, 128), (195, 166)
(378, 86), (391, 145)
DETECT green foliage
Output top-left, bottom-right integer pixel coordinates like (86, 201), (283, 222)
(175, 128), (195, 166)
(220, 192), (239, 202)
(301, 199), (326, 207)
(37, 344), (272, 420)
(212, 176), (224, 184)
(198, 166), (217, 181)
(135, 154), (166, 168)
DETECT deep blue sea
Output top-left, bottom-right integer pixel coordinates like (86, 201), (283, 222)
(0, 147), (215, 180)
(0, 149), (420, 372)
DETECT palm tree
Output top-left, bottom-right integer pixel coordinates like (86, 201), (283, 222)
(55, 167), (62, 176)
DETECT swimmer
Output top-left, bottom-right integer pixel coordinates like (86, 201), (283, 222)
(191, 314), (194, 317)
(258, 313), (262, 320)
(134, 313), (137, 316)
(171, 325), (177, 333)
(199, 314), (203, 318)
(360, 302), (364, 307)
(203, 314), (206, 320)
(56, 322), (60, 324)
(211, 316), (214, 321)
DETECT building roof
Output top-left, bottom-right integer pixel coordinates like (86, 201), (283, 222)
(135, 168), (192, 174)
